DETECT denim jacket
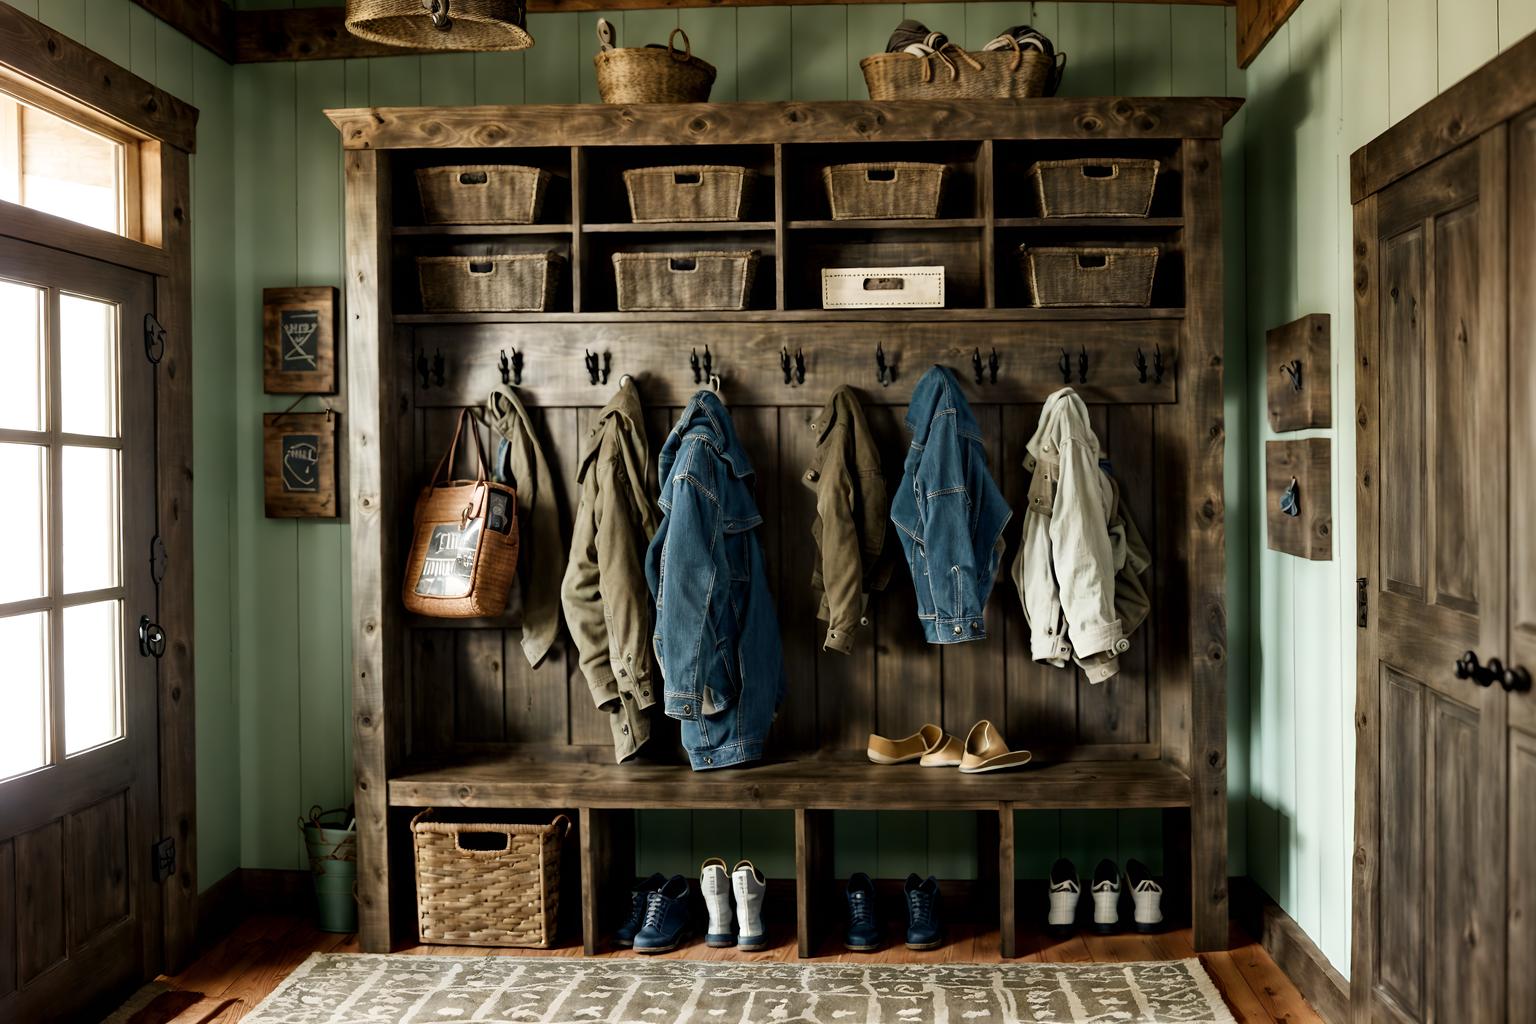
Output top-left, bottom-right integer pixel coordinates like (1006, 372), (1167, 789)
(890, 366), (1012, 644)
(645, 391), (785, 770)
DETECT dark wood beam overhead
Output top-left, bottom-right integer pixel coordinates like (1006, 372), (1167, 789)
(235, 0), (1233, 63)
(1234, 0), (1301, 68)
(129, 0), (235, 63)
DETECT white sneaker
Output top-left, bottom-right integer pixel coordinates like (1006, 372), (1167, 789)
(732, 860), (767, 950)
(1047, 858), (1080, 934)
(1091, 858), (1121, 934)
(1125, 859), (1163, 933)
(701, 858), (733, 948)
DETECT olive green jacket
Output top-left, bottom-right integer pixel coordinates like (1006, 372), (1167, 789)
(804, 386), (891, 654)
(487, 385), (563, 669)
(560, 379), (661, 761)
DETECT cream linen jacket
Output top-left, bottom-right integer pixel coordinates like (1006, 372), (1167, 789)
(1011, 387), (1150, 683)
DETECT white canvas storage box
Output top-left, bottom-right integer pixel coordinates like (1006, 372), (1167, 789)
(821, 266), (945, 309)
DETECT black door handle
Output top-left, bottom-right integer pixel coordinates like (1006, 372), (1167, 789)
(1455, 650), (1501, 688)
(1500, 663), (1532, 693)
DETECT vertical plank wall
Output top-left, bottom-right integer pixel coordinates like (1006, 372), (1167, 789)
(1240, 0), (1536, 976)
(17, 0), (243, 892)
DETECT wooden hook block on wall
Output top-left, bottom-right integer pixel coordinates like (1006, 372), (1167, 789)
(1265, 313), (1330, 431)
(1266, 438), (1331, 560)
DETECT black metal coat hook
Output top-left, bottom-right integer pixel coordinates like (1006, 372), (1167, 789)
(875, 343), (893, 387)
(498, 348), (522, 386)
(1135, 348), (1149, 384)
(432, 349), (446, 388)
(794, 348), (806, 385)
(584, 350), (610, 386)
(987, 348), (999, 384)
(972, 348), (985, 384)
(1077, 346), (1088, 385)
(1153, 344), (1165, 384)
(690, 348), (702, 384)
(781, 347), (793, 386)
(1058, 348), (1072, 384)
(417, 350), (432, 389)
(701, 345), (713, 379)
(1279, 359), (1303, 391)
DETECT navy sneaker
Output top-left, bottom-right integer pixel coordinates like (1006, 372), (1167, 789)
(613, 873), (666, 948)
(844, 872), (882, 952)
(903, 874), (943, 951)
(633, 874), (691, 954)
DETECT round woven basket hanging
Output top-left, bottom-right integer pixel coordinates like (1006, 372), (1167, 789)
(346, 0), (533, 51)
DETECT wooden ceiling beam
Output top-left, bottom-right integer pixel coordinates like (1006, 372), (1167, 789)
(234, 0), (1233, 64)
(129, 0), (235, 63)
(1235, 0), (1301, 69)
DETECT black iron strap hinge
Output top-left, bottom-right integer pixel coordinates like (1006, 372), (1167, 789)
(144, 313), (166, 365)
(1357, 577), (1368, 628)
(152, 836), (176, 882)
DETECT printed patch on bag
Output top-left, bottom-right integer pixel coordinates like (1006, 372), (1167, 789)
(281, 434), (320, 492)
(486, 490), (513, 535)
(414, 520), (482, 598)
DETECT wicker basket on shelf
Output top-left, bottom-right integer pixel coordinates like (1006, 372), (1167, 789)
(593, 22), (716, 103)
(860, 36), (1064, 100)
(822, 162), (947, 220)
(417, 253), (564, 313)
(624, 165), (757, 222)
(411, 809), (569, 947)
(416, 165), (552, 225)
(613, 250), (759, 311)
(1029, 158), (1160, 218)
(1021, 246), (1159, 307)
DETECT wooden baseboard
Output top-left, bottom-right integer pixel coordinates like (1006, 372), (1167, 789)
(196, 868), (315, 949)
(1230, 877), (1349, 1024)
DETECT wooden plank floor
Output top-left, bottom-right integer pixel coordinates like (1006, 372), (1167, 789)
(157, 912), (1323, 1023)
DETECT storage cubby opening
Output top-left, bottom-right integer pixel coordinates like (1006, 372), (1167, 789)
(785, 227), (986, 310)
(781, 141), (985, 222)
(996, 231), (1186, 311)
(392, 147), (576, 229)
(581, 232), (777, 314)
(391, 235), (575, 316)
(580, 144), (777, 226)
(991, 140), (1184, 221)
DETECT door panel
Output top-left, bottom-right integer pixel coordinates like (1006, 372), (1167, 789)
(1360, 130), (1508, 1024)
(1509, 729), (1536, 1024)
(15, 820), (65, 984)
(1508, 110), (1536, 738)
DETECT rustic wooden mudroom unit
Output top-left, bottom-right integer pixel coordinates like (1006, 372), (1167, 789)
(330, 97), (1239, 958)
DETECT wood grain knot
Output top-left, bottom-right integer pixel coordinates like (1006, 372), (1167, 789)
(358, 780), (368, 790)
(457, 785), (473, 800)
(46, 37), (57, 53)
(360, 715), (372, 727)
(1112, 100), (1133, 118)
(1207, 644), (1224, 663)
(1137, 116), (1157, 132)
(171, 687), (181, 701)
(688, 117), (709, 134)
(1076, 115), (1103, 133)
(1446, 116), (1463, 139)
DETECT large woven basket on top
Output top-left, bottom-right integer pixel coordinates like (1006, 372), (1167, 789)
(418, 253), (564, 313)
(613, 250), (759, 311)
(416, 165), (551, 225)
(346, 0), (532, 50)
(1022, 246), (1159, 308)
(624, 165), (756, 222)
(411, 809), (570, 947)
(594, 23), (716, 103)
(823, 162), (947, 220)
(860, 36), (1065, 100)
(1030, 158), (1160, 218)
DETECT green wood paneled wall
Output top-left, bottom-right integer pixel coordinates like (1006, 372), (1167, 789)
(1240, 0), (1536, 978)
(14, 0), (1254, 896)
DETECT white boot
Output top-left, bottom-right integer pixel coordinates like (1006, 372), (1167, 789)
(1047, 858), (1080, 934)
(1091, 858), (1121, 934)
(1125, 859), (1163, 933)
(701, 858), (733, 948)
(732, 860), (767, 950)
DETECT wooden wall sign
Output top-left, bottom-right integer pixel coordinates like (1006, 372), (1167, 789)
(1266, 312), (1330, 431)
(1266, 437), (1331, 560)
(263, 286), (337, 394)
(263, 412), (338, 517)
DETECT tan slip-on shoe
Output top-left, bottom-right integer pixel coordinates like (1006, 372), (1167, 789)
(867, 724), (945, 764)
(959, 720), (1032, 773)
(919, 732), (964, 767)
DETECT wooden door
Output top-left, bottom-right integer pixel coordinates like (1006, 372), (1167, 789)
(1505, 107), (1536, 1024)
(0, 237), (162, 1021)
(1353, 129), (1509, 1024)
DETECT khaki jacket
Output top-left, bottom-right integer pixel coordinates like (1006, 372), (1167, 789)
(804, 386), (891, 653)
(1011, 387), (1150, 683)
(560, 379), (661, 761)
(487, 385), (563, 669)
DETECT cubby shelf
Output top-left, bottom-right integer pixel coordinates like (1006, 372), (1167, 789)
(393, 307), (1186, 324)
(996, 217), (1184, 229)
(788, 217), (985, 231)
(393, 223), (573, 236)
(582, 221), (776, 233)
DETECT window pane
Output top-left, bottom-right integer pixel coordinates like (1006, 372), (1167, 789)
(0, 443), (47, 603)
(64, 600), (122, 755)
(16, 101), (122, 234)
(0, 612), (49, 779)
(0, 280), (45, 431)
(62, 446), (119, 593)
(60, 294), (119, 437)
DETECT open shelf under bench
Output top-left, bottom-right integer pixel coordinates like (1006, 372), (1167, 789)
(387, 757), (1193, 811)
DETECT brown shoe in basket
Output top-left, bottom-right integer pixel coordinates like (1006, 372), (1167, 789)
(867, 724), (962, 767)
(958, 720), (1033, 774)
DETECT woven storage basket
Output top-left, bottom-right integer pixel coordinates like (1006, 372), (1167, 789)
(1030, 159), (1160, 218)
(418, 253), (564, 313)
(1022, 246), (1159, 307)
(594, 26), (716, 103)
(416, 165), (551, 225)
(860, 38), (1065, 100)
(613, 250), (759, 311)
(411, 809), (569, 947)
(823, 163), (947, 220)
(624, 165), (757, 222)
(346, 0), (532, 51)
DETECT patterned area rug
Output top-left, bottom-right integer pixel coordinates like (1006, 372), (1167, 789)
(244, 953), (1237, 1023)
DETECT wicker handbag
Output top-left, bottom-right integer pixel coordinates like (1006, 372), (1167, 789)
(593, 20), (716, 103)
(402, 408), (519, 618)
(860, 36), (1065, 100)
(411, 809), (570, 947)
